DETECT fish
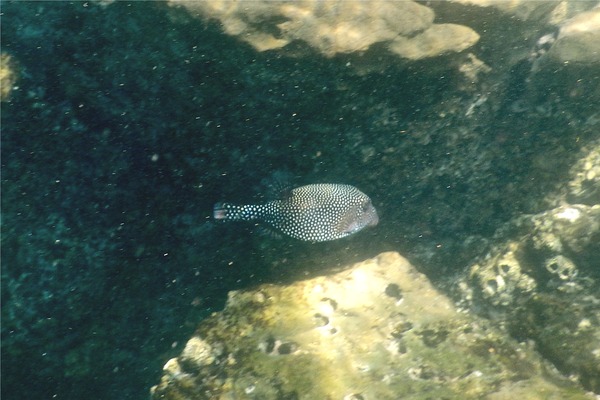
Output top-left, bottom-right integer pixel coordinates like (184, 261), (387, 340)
(213, 183), (378, 242)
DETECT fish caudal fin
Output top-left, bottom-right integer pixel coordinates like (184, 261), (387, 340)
(213, 202), (230, 220)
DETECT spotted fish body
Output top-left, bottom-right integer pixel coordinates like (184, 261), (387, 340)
(214, 184), (378, 242)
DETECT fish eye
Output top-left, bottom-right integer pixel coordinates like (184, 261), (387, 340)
(361, 201), (371, 212)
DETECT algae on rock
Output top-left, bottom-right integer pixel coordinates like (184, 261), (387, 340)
(151, 252), (590, 400)
(465, 200), (600, 393)
(169, 0), (479, 60)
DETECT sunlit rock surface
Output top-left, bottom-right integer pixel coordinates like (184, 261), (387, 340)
(452, 0), (592, 22)
(452, 0), (600, 64)
(151, 252), (590, 400)
(170, 0), (480, 60)
(0, 53), (17, 101)
(563, 142), (600, 205)
(548, 7), (600, 63)
(170, 0), (600, 64)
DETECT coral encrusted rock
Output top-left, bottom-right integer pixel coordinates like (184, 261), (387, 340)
(547, 7), (600, 64)
(465, 202), (600, 393)
(151, 252), (591, 400)
(169, 0), (479, 60)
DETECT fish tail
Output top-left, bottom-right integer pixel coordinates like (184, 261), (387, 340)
(213, 203), (259, 221)
(213, 202), (230, 220)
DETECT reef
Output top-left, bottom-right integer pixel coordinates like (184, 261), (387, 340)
(171, 0), (600, 65)
(546, 6), (600, 63)
(170, 0), (480, 60)
(151, 252), (592, 399)
(2, 1), (599, 399)
(0, 53), (17, 101)
(462, 142), (600, 393)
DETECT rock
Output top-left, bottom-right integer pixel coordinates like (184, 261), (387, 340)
(452, 0), (593, 23)
(170, 0), (600, 65)
(169, 0), (479, 60)
(458, 1), (600, 65)
(151, 252), (590, 399)
(564, 143), (600, 205)
(0, 53), (17, 102)
(465, 203), (600, 393)
(388, 23), (480, 60)
(548, 7), (600, 63)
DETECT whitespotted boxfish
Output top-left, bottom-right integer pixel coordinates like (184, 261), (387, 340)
(213, 184), (378, 242)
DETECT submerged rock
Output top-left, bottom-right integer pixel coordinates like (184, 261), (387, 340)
(464, 202), (600, 393)
(169, 0), (479, 60)
(151, 252), (590, 399)
(0, 52), (17, 101)
(547, 7), (600, 64)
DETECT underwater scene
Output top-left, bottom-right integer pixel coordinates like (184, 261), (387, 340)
(1, 1), (599, 399)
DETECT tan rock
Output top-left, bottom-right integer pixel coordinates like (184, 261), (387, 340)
(548, 7), (600, 63)
(151, 252), (589, 399)
(389, 23), (480, 60)
(0, 53), (17, 102)
(169, 0), (480, 59)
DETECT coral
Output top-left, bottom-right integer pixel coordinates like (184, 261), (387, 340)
(170, 0), (479, 60)
(453, 0), (595, 23)
(530, 204), (600, 257)
(468, 243), (537, 307)
(388, 23), (479, 60)
(563, 141), (600, 205)
(464, 203), (600, 392)
(0, 52), (17, 101)
(547, 7), (600, 63)
(151, 253), (588, 399)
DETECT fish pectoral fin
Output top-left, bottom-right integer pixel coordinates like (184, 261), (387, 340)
(336, 213), (360, 235)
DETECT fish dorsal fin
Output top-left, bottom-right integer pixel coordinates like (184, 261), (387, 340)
(261, 171), (295, 200)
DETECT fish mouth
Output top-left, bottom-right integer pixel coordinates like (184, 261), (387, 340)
(368, 211), (379, 227)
